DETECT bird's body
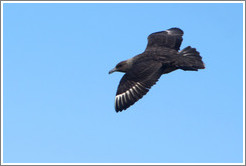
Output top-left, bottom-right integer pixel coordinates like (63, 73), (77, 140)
(109, 28), (205, 112)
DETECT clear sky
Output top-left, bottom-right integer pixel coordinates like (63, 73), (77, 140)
(3, 2), (244, 163)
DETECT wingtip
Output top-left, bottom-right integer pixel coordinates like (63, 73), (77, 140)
(115, 108), (123, 113)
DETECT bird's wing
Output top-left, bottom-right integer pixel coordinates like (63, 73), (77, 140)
(115, 61), (163, 112)
(146, 27), (184, 51)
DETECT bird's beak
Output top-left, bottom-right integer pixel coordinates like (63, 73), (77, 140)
(109, 67), (117, 74)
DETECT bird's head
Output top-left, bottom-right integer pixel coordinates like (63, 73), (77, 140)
(109, 60), (129, 74)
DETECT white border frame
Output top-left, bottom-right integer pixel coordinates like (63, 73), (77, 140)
(1, 1), (245, 165)
(0, 1), (245, 3)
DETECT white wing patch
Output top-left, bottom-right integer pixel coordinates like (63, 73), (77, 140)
(166, 29), (172, 34)
(115, 82), (147, 111)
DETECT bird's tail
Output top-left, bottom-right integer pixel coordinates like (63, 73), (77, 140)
(176, 46), (205, 71)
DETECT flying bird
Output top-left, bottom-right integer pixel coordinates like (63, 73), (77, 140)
(109, 28), (205, 112)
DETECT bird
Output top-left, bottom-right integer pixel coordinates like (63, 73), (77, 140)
(109, 27), (205, 112)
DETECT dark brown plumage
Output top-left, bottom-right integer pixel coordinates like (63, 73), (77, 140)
(109, 28), (205, 112)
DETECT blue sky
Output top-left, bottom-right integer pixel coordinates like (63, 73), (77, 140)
(3, 2), (244, 163)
